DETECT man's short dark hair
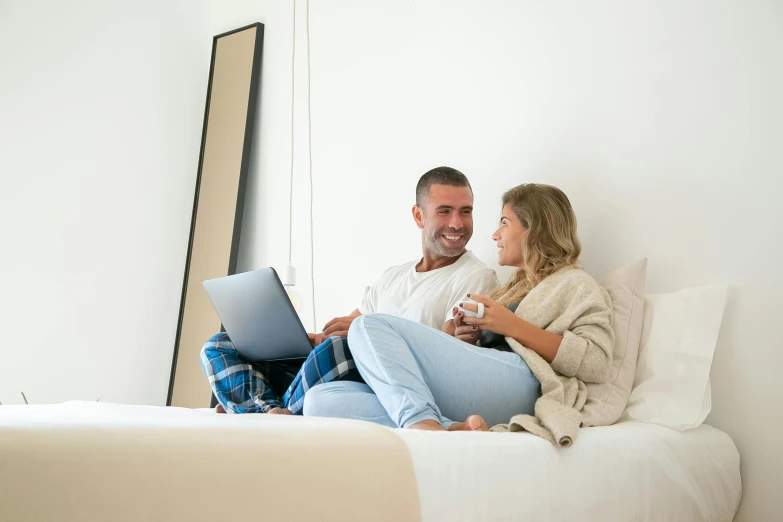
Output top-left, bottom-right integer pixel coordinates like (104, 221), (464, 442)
(415, 166), (472, 207)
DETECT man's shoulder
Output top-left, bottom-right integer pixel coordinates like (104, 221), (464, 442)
(454, 251), (496, 276)
(374, 259), (416, 281)
(446, 252), (499, 294)
(375, 252), (496, 282)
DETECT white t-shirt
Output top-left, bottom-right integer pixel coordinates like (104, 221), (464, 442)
(358, 251), (500, 329)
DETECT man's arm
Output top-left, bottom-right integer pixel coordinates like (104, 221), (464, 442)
(443, 269), (500, 323)
(441, 268), (499, 342)
(443, 308), (481, 344)
(442, 320), (456, 335)
(321, 309), (361, 339)
(311, 267), (390, 344)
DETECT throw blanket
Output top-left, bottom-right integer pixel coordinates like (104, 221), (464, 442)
(489, 267), (614, 447)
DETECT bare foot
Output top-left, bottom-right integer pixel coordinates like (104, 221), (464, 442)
(407, 419), (446, 431)
(447, 415), (488, 432)
(215, 404), (226, 414)
(268, 407), (293, 415)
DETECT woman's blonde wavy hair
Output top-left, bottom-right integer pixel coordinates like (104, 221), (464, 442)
(491, 184), (581, 306)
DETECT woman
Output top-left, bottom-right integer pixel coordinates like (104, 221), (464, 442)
(303, 184), (614, 431)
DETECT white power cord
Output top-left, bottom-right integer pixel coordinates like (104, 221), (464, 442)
(288, 0), (297, 268)
(289, 0), (317, 330)
(306, 0), (317, 331)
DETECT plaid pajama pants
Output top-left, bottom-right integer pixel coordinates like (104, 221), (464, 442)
(200, 332), (363, 414)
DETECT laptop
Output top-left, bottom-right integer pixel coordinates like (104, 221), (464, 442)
(202, 268), (313, 362)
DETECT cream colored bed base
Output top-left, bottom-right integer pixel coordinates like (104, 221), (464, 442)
(0, 403), (421, 522)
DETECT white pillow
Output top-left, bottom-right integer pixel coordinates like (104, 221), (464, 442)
(620, 285), (728, 430)
(582, 258), (647, 427)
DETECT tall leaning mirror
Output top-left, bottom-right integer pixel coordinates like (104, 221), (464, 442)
(168, 23), (264, 407)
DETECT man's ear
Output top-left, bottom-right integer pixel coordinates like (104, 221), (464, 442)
(412, 205), (425, 230)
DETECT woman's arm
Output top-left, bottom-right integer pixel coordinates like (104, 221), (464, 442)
(508, 320), (563, 363)
(457, 295), (563, 358)
(459, 290), (613, 383)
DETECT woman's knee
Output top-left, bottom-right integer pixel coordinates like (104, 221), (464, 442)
(303, 381), (370, 417)
(348, 313), (417, 355)
(303, 383), (341, 417)
(347, 313), (394, 347)
(347, 315), (383, 367)
(347, 315), (365, 344)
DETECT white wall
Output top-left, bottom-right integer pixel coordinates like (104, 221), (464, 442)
(1, 1), (781, 519)
(0, 0), (298, 403)
(239, 2), (783, 520)
(205, 1), (319, 327)
(0, 0), (210, 406)
(0, 0), (303, 403)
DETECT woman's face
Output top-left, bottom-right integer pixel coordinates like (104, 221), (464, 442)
(492, 204), (527, 267)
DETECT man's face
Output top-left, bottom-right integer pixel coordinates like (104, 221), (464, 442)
(414, 184), (474, 258)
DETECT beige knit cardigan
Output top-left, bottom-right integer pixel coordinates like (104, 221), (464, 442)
(489, 267), (614, 447)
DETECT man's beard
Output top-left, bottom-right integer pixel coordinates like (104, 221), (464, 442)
(423, 225), (471, 258)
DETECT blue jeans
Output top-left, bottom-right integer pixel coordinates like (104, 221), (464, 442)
(303, 314), (541, 428)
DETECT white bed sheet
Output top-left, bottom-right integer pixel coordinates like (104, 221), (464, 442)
(398, 421), (741, 522)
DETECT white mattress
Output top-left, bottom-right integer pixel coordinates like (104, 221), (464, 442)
(398, 421), (742, 522)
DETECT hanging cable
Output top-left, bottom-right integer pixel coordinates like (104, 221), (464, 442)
(288, 0), (297, 267)
(306, 0), (317, 330)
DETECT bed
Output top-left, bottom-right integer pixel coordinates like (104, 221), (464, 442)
(399, 421), (741, 521)
(0, 401), (741, 522)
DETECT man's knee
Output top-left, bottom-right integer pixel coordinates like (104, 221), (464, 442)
(209, 331), (231, 343)
(201, 332), (231, 354)
(200, 332), (234, 367)
(312, 335), (347, 355)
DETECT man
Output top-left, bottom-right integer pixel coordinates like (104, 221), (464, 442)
(201, 166), (499, 414)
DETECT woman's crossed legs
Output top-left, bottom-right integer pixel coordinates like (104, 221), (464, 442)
(304, 314), (541, 431)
